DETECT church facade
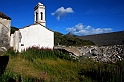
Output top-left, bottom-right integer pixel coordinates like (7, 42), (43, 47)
(10, 2), (54, 52)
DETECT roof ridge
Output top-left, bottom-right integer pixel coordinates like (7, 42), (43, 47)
(20, 23), (53, 32)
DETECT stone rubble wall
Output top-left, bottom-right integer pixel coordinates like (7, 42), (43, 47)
(0, 21), (10, 55)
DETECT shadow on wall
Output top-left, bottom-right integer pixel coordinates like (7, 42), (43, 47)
(0, 56), (9, 77)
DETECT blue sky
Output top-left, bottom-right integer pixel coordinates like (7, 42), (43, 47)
(0, 0), (124, 35)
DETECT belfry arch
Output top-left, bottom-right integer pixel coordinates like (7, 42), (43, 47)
(34, 2), (46, 26)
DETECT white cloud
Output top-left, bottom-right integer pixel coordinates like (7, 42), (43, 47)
(66, 23), (113, 35)
(51, 7), (74, 20)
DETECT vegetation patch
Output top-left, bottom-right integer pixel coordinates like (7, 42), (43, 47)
(1, 47), (124, 82)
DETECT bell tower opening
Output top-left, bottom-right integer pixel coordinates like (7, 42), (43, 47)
(36, 12), (38, 21)
(41, 12), (43, 20)
(34, 2), (46, 26)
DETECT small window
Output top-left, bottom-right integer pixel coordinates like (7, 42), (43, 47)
(21, 44), (24, 46)
(41, 12), (43, 20)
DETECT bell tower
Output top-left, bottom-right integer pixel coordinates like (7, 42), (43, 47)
(34, 2), (46, 26)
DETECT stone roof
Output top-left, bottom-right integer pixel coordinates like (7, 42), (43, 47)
(0, 12), (11, 20)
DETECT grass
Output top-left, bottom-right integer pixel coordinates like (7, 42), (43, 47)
(78, 57), (124, 82)
(1, 47), (124, 82)
(0, 47), (83, 82)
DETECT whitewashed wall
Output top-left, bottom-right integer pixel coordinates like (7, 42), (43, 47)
(18, 24), (54, 52)
(10, 34), (14, 47)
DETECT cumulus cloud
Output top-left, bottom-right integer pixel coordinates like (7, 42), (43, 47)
(51, 7), (74, 20)
(66, 23), (113, 35)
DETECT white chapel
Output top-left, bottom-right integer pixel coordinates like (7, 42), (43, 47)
(10, 2), (54, 52)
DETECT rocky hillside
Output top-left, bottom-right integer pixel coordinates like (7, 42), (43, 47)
(77, 45), (124, 63)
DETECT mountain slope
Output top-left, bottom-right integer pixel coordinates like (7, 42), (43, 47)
(54, 31), (94, 46)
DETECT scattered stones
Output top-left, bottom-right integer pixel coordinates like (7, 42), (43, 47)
(55, 45), (124, 63)
(79, 45), (124, 63)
